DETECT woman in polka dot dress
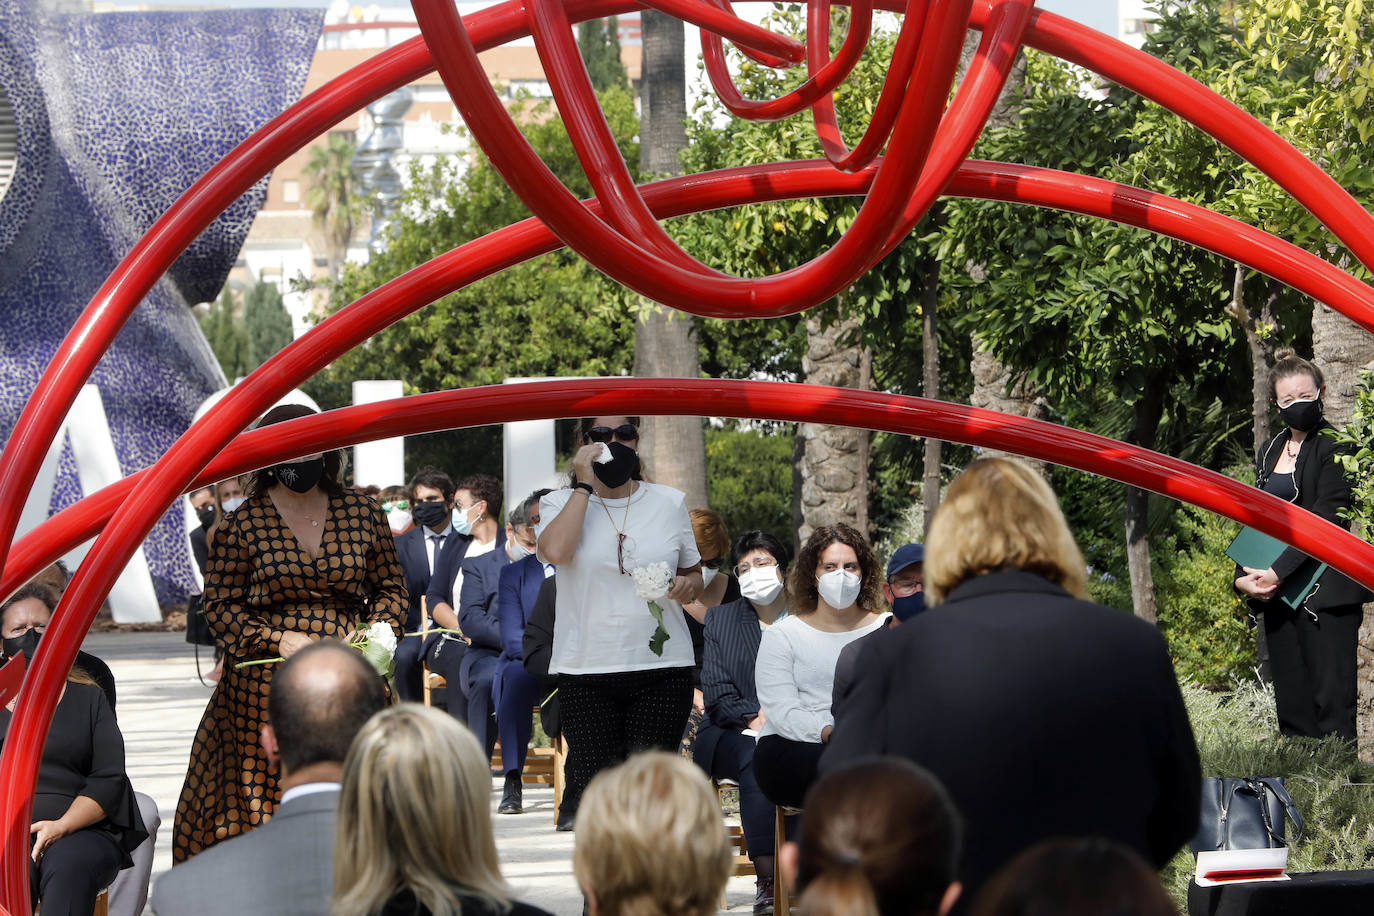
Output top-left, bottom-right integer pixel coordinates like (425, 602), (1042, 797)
(170, 404), (407, 862)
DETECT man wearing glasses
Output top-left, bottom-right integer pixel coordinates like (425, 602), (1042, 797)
(831, 543), (924, 717)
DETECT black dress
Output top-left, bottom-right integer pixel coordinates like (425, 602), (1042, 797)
(1244, 422), (1370, 739)
(0, 681), (147, 915)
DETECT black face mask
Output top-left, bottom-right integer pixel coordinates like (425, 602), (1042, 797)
(593, 441), (640, 489)
(2, 627), (41, 663)
(196, 504), (217, 529)
(412, 500), (449, 529)
(1278, 397), (1323, 433)
(273, 457), (325, 493)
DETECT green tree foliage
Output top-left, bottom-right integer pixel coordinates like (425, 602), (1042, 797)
(578, 16), (628, 91)
(304, 134), (360, 279)
(302, 90), (641, 478)
(242, 281), (294, 368)
(198, 285), (251, 381)
(704, 426), (794, 541)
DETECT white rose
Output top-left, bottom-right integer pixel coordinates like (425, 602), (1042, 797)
(367, 621), (398, 657)
(632, 561), (673, 601)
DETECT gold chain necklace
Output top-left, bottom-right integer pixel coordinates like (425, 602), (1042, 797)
(596, 487), (634, 575)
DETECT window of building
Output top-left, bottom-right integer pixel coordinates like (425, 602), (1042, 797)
(282, 179), (300, 204)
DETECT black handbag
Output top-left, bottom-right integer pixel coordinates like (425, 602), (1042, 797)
(184, 593), (215, 647)
(1190, 776), (1303, 852)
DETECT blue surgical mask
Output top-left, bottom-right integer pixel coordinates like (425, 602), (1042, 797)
(452, 503), (477, 536)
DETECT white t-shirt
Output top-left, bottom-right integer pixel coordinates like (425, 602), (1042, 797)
(755, 612), (891, 742)
(537, 482), (701, 674)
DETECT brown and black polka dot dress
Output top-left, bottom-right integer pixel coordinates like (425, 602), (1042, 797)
(170, 488), (406, 862)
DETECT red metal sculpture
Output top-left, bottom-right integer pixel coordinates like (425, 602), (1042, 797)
(1, 2), (1373, 908)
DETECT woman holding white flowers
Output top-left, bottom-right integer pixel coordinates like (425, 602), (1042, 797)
(753, 524), (889, 809)
(172, 403), (407, 863)
(536, 415), (703, 831)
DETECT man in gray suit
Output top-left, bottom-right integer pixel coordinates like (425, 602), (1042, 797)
(150, 640), (386, 915)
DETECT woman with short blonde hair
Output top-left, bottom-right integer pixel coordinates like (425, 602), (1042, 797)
(924, 457), (1086, 605)
(573, 751), (731, 916)
(333, 705), (550, 916)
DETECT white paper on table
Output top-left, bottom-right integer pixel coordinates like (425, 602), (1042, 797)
(1194, 848), (1290, 886)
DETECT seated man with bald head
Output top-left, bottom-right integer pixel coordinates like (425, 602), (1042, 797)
(151, 641), (387, 915)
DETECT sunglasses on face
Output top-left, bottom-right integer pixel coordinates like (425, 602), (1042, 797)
(382, 500), (410, 512)
(583, 424), (639, 444)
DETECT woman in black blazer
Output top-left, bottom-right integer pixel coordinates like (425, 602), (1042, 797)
(1234, 351), (1370, 739)
(822, 458), (1200, 907)
(696, 530), (792, 916)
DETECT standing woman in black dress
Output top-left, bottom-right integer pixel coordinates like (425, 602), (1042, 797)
(1, 586), (147, 915)
(1234, 350), (1371, 739)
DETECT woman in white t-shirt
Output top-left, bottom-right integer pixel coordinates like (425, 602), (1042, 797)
(754, 524), (889, 809)
(536, 415), (704, 829)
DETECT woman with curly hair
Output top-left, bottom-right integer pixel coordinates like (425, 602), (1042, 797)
(753, 524), (889, 809)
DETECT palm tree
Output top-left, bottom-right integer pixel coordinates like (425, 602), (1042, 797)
(303, 134), (359, 280)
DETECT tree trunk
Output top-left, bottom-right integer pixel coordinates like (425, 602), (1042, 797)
(797, 305), (870, 541)
(1124, 375), (1166, 624)
(1224, 264), (1279, 456)
(1311, 300), (1374, 761)
(631, 10), (707, 508)
(921, 250), (942, 538)
(969, 335), (1049, 473)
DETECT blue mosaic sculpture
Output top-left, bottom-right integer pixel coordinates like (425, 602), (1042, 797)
(0, 0), (322, 604)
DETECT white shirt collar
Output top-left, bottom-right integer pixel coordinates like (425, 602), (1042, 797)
(281, 781), (341, 805)
(426, 522), (453, 540)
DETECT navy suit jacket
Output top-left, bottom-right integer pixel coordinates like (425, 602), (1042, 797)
(394, 527), (435, 632)
(458, 549), (510, 655)
(498, 554), (546, 662)
(697, 596), (764, 766)
(425, 528), (505, 614)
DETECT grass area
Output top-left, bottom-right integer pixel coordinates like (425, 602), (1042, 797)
(1162, 679), (1374, 905)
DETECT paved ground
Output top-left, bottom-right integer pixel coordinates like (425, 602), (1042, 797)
(82, 631), (758, 916)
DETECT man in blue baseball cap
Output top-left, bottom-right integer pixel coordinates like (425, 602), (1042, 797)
(883, 543), (925, 622)
(831, 543), (925, 717)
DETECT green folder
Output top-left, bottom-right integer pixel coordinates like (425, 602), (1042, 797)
(1226, 526), (1327, 610)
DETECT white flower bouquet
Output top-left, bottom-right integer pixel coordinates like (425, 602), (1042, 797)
(236, 620), (399, 680)
(632, 561), (675, 656)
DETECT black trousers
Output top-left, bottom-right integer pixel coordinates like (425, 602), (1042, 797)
(394, 634), (425, 703)
(558, 667), (693, 817)
(425, 637), (469, 725)
(754, 734), (826, 809)
(695, 724), (775, 857)
(31, 827), (122, 916)
(1263, 602), (1361, 739)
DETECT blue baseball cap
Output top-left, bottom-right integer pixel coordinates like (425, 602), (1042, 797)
(886, 543), (924, 579)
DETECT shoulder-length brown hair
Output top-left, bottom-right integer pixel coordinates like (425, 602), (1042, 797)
(924, 458), (1086, 605)
(0, 582), (95, 686)
(787, 524), (883, 616)
(245, 404), (346, 499)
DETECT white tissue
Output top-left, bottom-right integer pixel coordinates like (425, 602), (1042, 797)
(594, 443), (613, 463)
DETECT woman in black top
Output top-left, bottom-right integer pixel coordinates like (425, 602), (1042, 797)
(0, 586), (147, 915)
(1234, 351), (1370, 739)
(696, 530), (791, 915)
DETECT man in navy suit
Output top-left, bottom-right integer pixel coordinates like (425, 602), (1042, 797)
(492, 489), (552, 814)
(427, 474), (504, 737)
(392, 468), (455, 703)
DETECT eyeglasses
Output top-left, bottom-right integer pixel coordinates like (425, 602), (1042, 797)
(887, 579), (923, 597)
(734, 557), (779, 578)
(583, 424), (639, 444)
(381, 500), (410, 512)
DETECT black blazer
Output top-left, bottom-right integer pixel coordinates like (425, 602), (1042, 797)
(821, 569), (1201, 902)
(522, 575), (559, 738)
(1248, 421), (1372, 611)
(425, 529), (506, 613)
(697, 597), (765, 764)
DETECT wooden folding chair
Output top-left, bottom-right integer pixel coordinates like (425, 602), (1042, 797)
(419, 597), (447, 707)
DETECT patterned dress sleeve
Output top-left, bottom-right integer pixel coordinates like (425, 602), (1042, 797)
(363, 499), (408, 639)
(203, 512), (282, 658)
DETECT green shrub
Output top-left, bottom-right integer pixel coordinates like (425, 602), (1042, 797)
(705, 425), (794, 541)
(1162, 680), (1374, 905)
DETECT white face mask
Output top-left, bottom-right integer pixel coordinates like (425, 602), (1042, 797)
(387, 509), (412, 535)
(702, 567), (718, 587)
(739, 565), (784, 606)
(816, 569), (862, 610)
(507, 539), (532, 562)
(220, 496), (245, 514)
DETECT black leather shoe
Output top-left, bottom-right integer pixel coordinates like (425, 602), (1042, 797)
(555, 811), (575, 832)
(498, 772), (523, 815)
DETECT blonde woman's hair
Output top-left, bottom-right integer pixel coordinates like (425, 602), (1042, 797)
(924, 458), (1087, 604)
(332, 705), (512, 916)
(573, 752), (732, 916)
